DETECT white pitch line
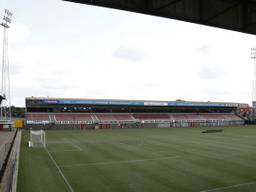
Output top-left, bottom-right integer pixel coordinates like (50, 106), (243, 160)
(200, 181), (256, 192)
(49, 149), (81, 153)
(60, 155), (180, 168)
(45, 147), (75, 192)
(64, 138), (82, 151)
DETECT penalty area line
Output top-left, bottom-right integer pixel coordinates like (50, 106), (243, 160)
(45, 147), (75, 192)
(49, 149), (81, 153)
(200, 181), (256, 192)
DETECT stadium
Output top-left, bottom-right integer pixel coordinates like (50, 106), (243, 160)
(25, 97), (246, 129)
(9, 97), (255, 192)
(1, 0), (256, 192)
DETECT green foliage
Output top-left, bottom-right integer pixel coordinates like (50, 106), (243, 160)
(11, 106), (25, 118)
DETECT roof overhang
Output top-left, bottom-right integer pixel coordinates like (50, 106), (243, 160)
(63, 0), (256, 35)
(26, 97), (248, 108)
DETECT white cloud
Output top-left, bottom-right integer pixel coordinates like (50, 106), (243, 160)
(1, 1), (256, 107)
(112, 46), (146, 62)
(196, 45), (211, 55)
(9, 24), (31, 43)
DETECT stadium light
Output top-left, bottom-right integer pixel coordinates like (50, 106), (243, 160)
(252, 48), (256, 59)
(0, 9), (12, 28)
(0, 9), (13, 124)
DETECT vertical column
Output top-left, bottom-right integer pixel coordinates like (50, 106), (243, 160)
(0, 9), (13, 123)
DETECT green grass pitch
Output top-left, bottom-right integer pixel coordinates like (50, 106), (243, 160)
(17, 126), (256, 192)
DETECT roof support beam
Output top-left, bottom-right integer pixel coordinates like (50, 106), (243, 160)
(153, 0), (183, 13)
(204, 1), (241, 23)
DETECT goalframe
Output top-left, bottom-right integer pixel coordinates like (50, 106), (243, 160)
(30, 130), (46, 147)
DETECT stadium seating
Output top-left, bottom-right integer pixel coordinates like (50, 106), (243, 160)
(133, 114), (170, 119)
(55, 114), (74, 121)
(113, 114), (134, 121)
(95, 114), (114, 121)
(73, 114), (92, 122)
(25, 112), (244, 129)
(200, 113), (241, 121)
(133, 114), (171, 122)
(54, 114), (92, 122)
(26, 114), (50, 121)
(95, 114), (134, 122)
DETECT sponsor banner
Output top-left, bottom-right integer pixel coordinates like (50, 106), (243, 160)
(26, 120), (50, 124)
(44, 99), (145, 106)
(157, 123), (170, 128)
(144, 102), (168, 106)
(168, 102), (226, 107)
(44, 100), (59, 104)
(36, 99), (242, 108)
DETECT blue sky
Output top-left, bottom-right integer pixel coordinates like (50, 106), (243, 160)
(1, 0), (256, 107)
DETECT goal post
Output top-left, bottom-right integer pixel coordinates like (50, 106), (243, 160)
(30, 130), (46, 147)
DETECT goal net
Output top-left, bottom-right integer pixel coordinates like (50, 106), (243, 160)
(30, 130), (46, 147)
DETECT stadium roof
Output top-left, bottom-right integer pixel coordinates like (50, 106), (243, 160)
(26, 97), (249, 108)
(64, 0), (256, 35)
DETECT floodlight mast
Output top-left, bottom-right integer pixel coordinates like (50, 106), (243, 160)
(0, 9), (12, 126)
(252, 48), (256, 109)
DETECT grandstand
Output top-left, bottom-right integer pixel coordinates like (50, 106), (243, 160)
(25, 97), (246, 129)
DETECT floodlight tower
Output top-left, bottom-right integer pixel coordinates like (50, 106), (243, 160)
(0, 9), (12, 130)
(252, 47), (256, 109)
